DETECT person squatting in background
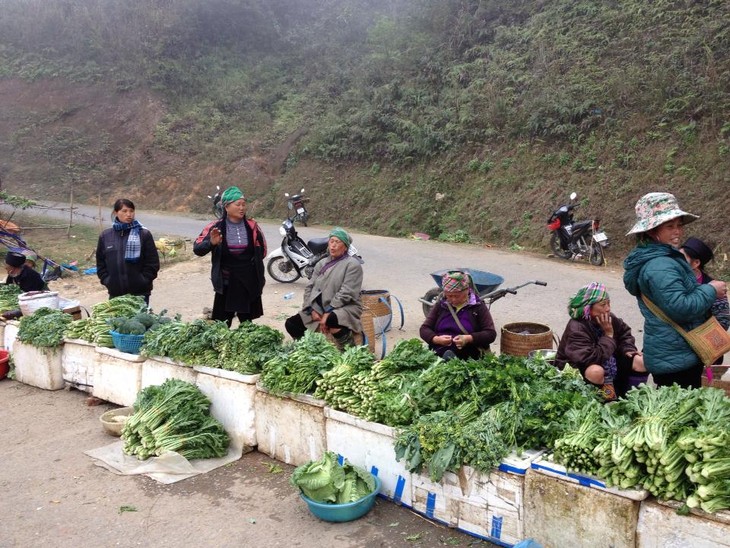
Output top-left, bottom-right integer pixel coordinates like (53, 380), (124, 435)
(623, 192), (727, 389)
(420, 270), (497, 361)
(285, 227), (363, 350)
(193, 186), (267, 327)
(96, 198), (160, 305)
(4, 251), (46, 293)
(555, 282), (647, 401)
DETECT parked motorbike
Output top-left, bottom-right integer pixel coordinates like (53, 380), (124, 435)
(547, 192), (609, 266)
(285, 188), (309, 226)
(266, 217), (362, 283)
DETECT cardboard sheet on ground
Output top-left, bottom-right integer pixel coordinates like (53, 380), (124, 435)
(85, 440), (243, 484)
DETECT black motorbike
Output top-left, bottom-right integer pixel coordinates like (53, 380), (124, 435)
(285, 188), (309, 226)
(547, 192), (609, 266)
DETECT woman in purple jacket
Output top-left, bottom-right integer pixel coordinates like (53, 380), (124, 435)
(420, 271), (496, 360)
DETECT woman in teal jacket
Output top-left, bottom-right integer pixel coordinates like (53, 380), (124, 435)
(623, 193), (727, 388)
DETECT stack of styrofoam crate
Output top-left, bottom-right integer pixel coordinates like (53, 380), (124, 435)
(195, 366), (259, 453)
(12, 340), (65, 390)
(254, 385), (327, 466)
(324, 407), (413, 507)
(92, 346), (145, 406)
(410, 450), (544, 546)
(525, 453), (647, 547)
(3, 319), (19, 352)
(61, 338), (98, 392)
(637, 499), (730, 547)
(142, 355), (197, 388)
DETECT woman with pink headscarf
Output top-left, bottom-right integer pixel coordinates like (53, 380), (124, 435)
(419, 270), (496, 360)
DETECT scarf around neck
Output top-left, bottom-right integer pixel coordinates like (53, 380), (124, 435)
(113, 219), (143, 263)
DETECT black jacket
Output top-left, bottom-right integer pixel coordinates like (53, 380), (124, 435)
(6, 265), (47, 293)
(96, 227), (160, 298)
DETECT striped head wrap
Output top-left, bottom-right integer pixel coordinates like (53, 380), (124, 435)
(568, 282), (609, 320)
(441, 271), (471, 293)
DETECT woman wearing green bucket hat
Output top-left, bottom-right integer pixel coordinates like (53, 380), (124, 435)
(193, 186), (267, 327)
(623, 192), (727, 388)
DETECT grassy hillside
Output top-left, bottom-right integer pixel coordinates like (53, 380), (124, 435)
(0, 0), (728, 269)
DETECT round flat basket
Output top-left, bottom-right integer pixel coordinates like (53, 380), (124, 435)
(18, 291), (60, 316)
(110, 330), (145, 354)
(300, 475), (381, 522)
(500, 322), (554, 357)
(99, 406), (134, 436)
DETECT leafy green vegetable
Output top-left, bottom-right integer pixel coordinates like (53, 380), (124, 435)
(0, 283), (22, 312)
(18, 307), (72, 347)
(261, 331), (339, 395)
(122, 379), (229, 460)
(290, 451), (376, 504)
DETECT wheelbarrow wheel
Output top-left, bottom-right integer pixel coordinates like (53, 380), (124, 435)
(422, 287), (441, 317)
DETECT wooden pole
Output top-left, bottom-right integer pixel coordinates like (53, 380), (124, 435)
(67, 187), (74, 238)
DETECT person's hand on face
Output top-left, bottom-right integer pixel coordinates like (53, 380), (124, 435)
(590, 299), (614, 337)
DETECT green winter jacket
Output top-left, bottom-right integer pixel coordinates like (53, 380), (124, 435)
(623, 241), (716, 375)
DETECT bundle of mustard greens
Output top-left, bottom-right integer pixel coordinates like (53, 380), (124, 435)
(121, 379), (229, 460)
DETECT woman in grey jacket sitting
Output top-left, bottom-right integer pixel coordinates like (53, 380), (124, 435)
(284, 227), (363, 350)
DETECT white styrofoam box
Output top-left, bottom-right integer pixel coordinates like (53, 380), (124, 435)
(524, 469), (639, 548)
(498, 449), (546, 475)
(12, 340), (65, 390)
(324, 407), (412, 507)
(637, 500), (730, 548)
(531, 453), (649, 501)
(4, 320), (19, 353)
(255, 386), (326, 466)
(92, 346), (144, 406)
(195, 368), (258, 453)
(0, 321), (5, 347)
(61, 338), (98, 392)
(142, 356), (196, 388)
(411, 465), (526, 546)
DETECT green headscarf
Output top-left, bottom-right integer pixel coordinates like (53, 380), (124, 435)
(329, 227), (351, 248)
(568, 282), (609, 320)
(221, 186), (244, 205)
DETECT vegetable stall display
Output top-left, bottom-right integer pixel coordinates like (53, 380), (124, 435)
(17, 307), (72, 347)
(122, 379), (230, 460)
(553, 384), (730, 513)
(0, 283), (22, 314)
(65, 295), (148, 347)
(142, 319), (283, 374)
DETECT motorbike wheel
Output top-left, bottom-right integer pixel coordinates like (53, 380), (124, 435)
(589, 240), (605, 266)
(549, 233), (572, 259)
(422, 287), (442, 317)
(266, 256), (301, 283)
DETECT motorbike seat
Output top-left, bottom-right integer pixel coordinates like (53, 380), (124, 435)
(571, 220), (593, 229)
(308, 237), (329, 254)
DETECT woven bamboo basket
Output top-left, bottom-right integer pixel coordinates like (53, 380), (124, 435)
(361, 290), (392, 335)
(361, 310), (375, 353)
(500, 322), (554, 357)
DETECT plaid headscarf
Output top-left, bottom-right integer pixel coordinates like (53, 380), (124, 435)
(568, 282), (609, 320)
(442, 271), (471, 292)
(113, 219), (143, 263)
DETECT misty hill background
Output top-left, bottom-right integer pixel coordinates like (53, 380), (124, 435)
(0, 0), (728, 262)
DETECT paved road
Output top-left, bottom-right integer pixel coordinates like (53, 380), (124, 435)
(22, 200), (645, 349)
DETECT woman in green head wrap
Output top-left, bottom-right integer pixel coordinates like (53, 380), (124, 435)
(193, 185), (268, 326)
(284, 227), (363, 350)
(555, 282), (647, 401)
